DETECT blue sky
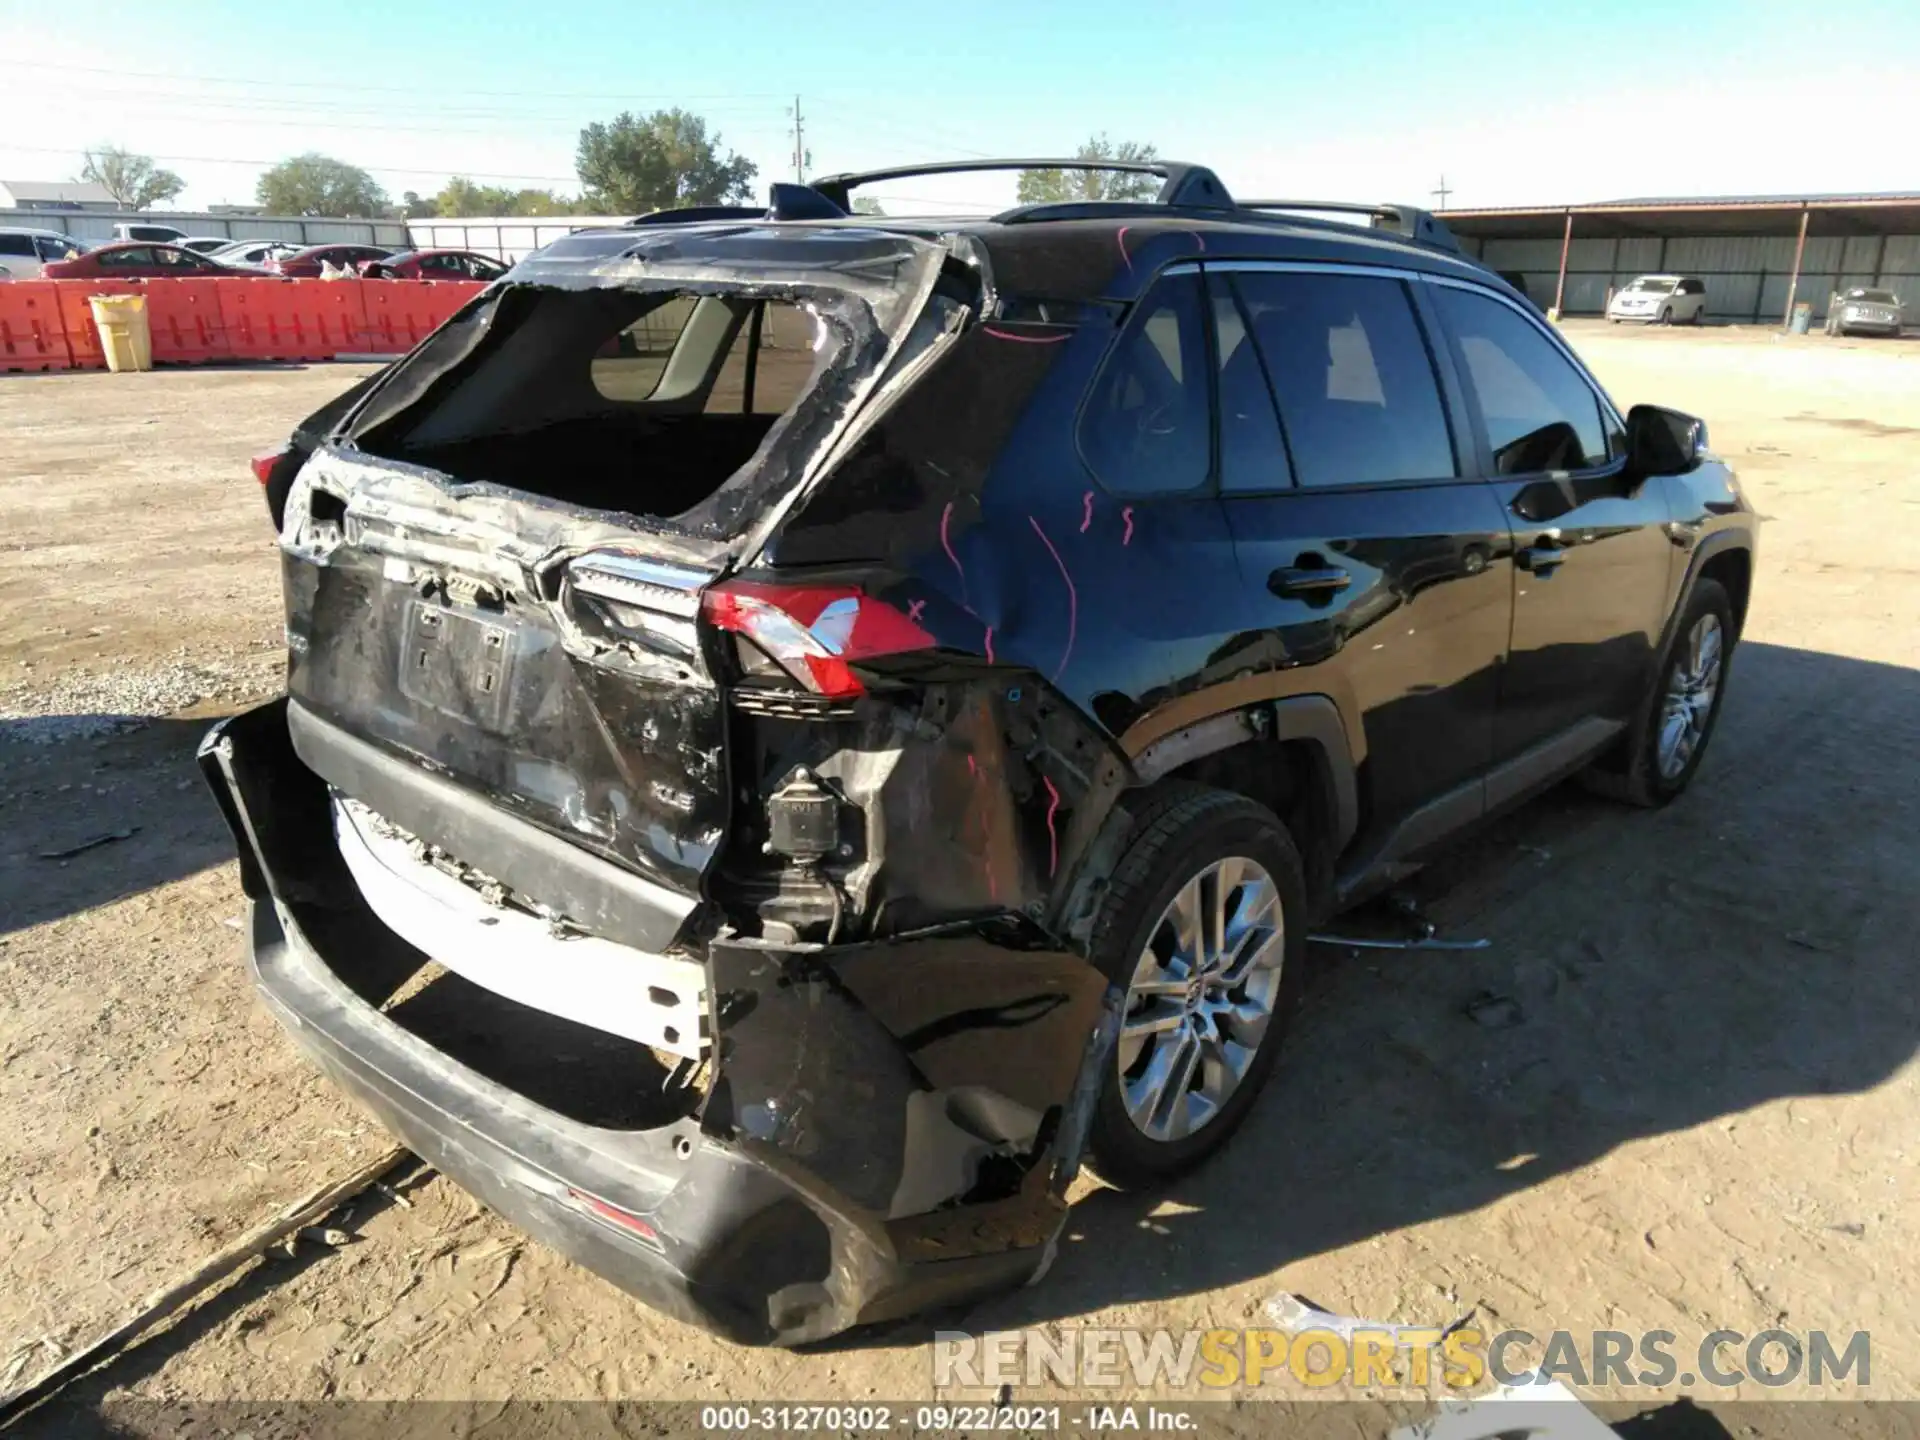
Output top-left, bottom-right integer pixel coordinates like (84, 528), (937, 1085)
(3, 0), (1917, 214)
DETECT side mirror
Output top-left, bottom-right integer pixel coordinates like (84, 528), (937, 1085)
(1625, 404), (1707, 479)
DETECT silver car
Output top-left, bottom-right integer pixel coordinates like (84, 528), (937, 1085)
(1825, 288), (1903, 338)
(1607, 274), (1708, 325)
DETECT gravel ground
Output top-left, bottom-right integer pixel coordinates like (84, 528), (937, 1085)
(1, 328), (1918, 1436)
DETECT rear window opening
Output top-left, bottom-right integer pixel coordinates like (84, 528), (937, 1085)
(353, 286), (862, 528)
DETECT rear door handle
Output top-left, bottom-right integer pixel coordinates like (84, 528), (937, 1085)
(1269, 565), (1352, 598)
(1516, 543), (1567, 573)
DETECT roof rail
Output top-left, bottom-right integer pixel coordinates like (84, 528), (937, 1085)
(807, 158), (1234, 212)
(1237, 199), (1462, 253)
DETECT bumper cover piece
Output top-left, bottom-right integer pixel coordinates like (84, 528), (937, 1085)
(200, 699), (1093, 1344)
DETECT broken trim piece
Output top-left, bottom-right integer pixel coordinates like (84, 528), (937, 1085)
(334, 799), (709, 1059)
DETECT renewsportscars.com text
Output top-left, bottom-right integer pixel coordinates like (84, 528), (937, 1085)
(933, 1326), (1872, 1391)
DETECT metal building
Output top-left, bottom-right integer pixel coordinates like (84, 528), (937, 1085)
(1439, 193), (1920, 323)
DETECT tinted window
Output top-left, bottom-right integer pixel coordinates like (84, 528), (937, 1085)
(1233, 271), (1456, 488)
(0, 235), (37, 258)
(1209, 279), (1293, 492)
(1079, 272), (1211, 495)
(36, 236), (79, 261)
(1433, 285), (1608, 474)
(99, 247), (153, 268)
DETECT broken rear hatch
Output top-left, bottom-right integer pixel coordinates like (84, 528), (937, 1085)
(277, 225), (950, 940)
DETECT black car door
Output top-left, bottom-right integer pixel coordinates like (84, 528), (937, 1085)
(1213, 265), (1516, 858)
(1424, 281), (1676, 777)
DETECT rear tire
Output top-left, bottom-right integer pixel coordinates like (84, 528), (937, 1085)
(1692, 304), (1706, 326)
(1084, 785), (1307, 1189)
(1585, 579), (1734, 808)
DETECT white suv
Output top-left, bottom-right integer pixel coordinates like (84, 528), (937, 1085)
(1607, 274), (1707, 325)
(0, 228), (89, 279)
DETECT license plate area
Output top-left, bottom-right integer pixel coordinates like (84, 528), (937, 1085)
(398, 600), (517, 731)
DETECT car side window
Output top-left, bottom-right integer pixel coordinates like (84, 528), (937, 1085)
(101, 247), (151, 268)
(0, 235), (37, 258)
(38, 236), (77, 260)
(1079, 271), (1212, 495)
(1232, 270), (1456, 488)
(1209, 276), (1293, 492)
(1432, 285), (1609, 474)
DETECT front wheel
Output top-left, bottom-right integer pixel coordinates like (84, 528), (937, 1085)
(1587, 578), (1734, 807)
(1084, 787), (1307, 1188)
(1660, 306), (1674, 325)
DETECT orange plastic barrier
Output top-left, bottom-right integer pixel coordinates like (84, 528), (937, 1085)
(18, 276), (490, 371)
(356, 279), (485, 354)
(144, 277), (230, 364)
(219, 277), (369, 362)
(0, 281), (71, 371)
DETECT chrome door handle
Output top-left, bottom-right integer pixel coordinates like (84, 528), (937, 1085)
(1269, 566), (1352, 598)
(1516, 543), (1567, 573)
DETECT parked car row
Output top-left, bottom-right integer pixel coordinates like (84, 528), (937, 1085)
(0, 229), (512, 284)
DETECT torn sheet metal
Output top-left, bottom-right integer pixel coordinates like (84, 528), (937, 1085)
(1266, 1292), (1476, 1347)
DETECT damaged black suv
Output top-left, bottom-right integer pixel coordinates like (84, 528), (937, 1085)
(205, 159), (1756, 1345)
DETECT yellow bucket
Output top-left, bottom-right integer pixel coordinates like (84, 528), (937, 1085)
(89, 294), (153, 373)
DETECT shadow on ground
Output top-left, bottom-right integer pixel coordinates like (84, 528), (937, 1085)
(872, 640), (1920, 1338)
(0, 714), (236, 936)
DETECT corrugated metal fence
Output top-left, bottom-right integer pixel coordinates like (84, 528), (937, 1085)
(1460, 233), (1920, 320)
(4, 208), (410, 248)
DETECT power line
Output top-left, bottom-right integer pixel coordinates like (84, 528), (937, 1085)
(0, 143), (579, 185)
(0, 58), (788, 102)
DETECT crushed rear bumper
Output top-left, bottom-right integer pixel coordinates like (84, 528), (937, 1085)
(199, 699), (1115, 1345)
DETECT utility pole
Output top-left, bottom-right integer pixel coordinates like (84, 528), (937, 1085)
(791, 96), (805, 183)
(1432, 175), (1452, 210)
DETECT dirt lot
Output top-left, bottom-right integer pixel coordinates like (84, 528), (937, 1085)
(3, 323), (1918, 1429)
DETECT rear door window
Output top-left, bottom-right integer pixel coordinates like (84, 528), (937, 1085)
(99, 247), (154, 269)
(1210, 276), (1293, 492)
(1078, 271), (1211, 495)
(0, 234), (36, 259)
(1232, 270), (1457, 488)
(1431, 285), (1610, 473)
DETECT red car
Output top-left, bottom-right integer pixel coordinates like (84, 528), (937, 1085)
(41, 242), (259, 279)
(360, 249), (509, 281)
(265, 244), (396, 278)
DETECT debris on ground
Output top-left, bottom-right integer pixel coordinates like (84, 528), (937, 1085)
(1264, 1292), (1476, 1346)
(37, 828), (139, 861)
(1462, 991), (1525, 1029)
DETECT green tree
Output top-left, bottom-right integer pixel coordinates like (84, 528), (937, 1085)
(431, 179), (582, 216)
(400, 190), (438, 219)
(575, 109), (757, 214)
(79, 147), (185, 210)
(255, 154), (388, 218)
(1016, 136), (1160, 205)
(436, 176), (517, 216)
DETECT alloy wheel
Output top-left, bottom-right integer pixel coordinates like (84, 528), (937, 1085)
(1116, 856), (1285, 1142)
(1658, 613), (1724, 779)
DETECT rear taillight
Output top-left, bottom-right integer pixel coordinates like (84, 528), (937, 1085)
(251, 449), (288, 485)
(701, 581), (934, 698)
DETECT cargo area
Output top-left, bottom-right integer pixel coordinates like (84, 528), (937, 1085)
(352, 289), (834, 522)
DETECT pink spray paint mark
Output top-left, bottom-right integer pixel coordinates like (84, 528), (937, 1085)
(1080, 491), (1094, 533)
(1116, 226), (1134, 273)
(907, 598), (926, 624)
(1041, 775), (1062, 878)
(1027, 515), (1077, 683)
(966, 755), (976, 776)
(980, 325), (1071, 344)
(1121, 506), (1135, 546)
(939, 501), (969, 607)
(983, 625), (995, 664)
(1190, 230), (1207, 252)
